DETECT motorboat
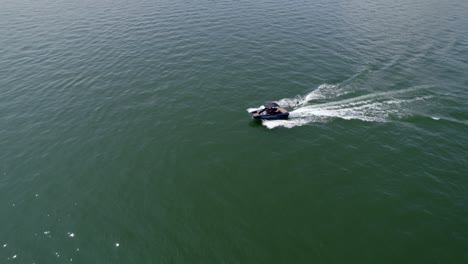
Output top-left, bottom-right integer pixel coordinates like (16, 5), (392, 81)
(249, 101), (289, 120)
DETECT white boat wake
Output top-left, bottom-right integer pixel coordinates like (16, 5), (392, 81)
(257, 84), (432, 129)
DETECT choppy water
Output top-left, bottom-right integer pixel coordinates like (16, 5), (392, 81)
(1, 0), (468, 263)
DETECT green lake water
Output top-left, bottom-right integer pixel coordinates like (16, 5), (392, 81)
(1, 0), (467, 262)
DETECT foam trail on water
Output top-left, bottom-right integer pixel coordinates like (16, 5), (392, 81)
(276, 84), (343, 108)
(261, 84), (432, 129)
(247, 84), (343, 113)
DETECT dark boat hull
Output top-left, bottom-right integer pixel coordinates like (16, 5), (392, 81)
(250, 112), (289, 120)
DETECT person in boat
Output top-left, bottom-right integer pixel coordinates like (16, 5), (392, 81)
(266, 107), (278, 114)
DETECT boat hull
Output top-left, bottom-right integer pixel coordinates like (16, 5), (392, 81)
(250, 112), (289, 120)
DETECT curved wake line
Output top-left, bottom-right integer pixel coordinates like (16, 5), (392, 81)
(258, 84), (433, 129)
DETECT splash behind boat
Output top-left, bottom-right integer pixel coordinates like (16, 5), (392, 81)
(249, 101), (289, 120)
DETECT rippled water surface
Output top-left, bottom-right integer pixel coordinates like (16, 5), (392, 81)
(1, 0), (468, 262)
